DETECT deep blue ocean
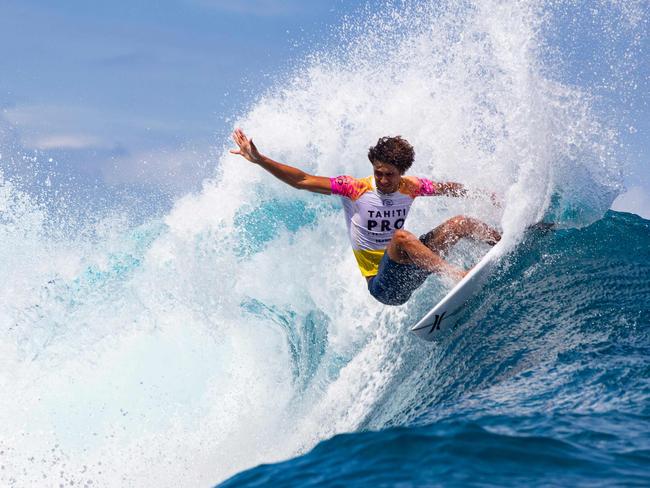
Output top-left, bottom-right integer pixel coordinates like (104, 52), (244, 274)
(220, 211), (650, 487)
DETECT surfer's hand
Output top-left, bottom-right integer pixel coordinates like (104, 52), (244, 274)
(230, 128), (262, 164)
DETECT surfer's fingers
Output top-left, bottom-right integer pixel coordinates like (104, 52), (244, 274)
(233, 131), (249, 150)
(238, 131), (251, 148)
(236, 128), (249, 141)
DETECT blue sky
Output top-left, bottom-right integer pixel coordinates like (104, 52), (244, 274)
(0, 0), (356, 196)
(1, 0), (648, 216)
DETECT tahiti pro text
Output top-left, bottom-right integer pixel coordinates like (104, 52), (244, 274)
(366, 208), (409, 231)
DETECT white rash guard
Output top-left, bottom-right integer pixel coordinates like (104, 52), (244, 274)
(330, 175), (438, 277)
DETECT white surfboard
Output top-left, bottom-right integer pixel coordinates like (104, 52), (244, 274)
(410, 240), (506, 342)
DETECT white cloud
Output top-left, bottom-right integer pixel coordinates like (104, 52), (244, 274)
(611, 185), (650, 219)
(3, 104), (113, 150)
(2, 102), (184, 153)
(4, 104), (98, 129)
(29, 134), (105, 150)
(1, 102), (214, 193)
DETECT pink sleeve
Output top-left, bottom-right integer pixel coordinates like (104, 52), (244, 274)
(413, 177), (436, 197)
(330, 175), (367, 200)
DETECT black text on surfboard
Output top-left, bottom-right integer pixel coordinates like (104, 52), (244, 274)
(423, 311), (446, 334)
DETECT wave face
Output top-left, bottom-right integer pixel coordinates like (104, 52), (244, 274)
(1, 1), (645, 487)
(220, 211), (650, 487)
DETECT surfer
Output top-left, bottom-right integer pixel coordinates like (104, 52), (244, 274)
(231, 128), (500, 305)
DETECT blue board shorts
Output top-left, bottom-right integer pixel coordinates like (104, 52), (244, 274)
(367, 237), (432, 305)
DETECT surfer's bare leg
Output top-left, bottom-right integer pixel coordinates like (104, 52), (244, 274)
(386, 216), (500, 279)
(387, 230), (466, 280)
(420, 215), (501, 256)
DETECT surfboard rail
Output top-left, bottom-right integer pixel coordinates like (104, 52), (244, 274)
(410, 241), (505, 341)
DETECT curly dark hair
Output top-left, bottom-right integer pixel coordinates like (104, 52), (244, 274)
(367, 136), (415, 174)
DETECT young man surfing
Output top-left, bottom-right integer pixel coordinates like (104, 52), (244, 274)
(231, 128), (500, 305)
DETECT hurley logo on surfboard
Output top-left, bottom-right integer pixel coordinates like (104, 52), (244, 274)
(412, 311), (447, 335)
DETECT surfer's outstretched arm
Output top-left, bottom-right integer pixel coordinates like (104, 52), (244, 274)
(230, 128), (332, 195)
(433, 181), (501, 207)
(435, 180), (505, 207)
(434, 181), (467, 197)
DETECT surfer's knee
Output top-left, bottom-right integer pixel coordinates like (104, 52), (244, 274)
(447, 215), (501, 244)
(393, 229), (417, 248)
(445, 215), (471, 233)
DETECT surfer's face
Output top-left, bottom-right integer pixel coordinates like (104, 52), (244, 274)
(372, 161), (402, 193)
